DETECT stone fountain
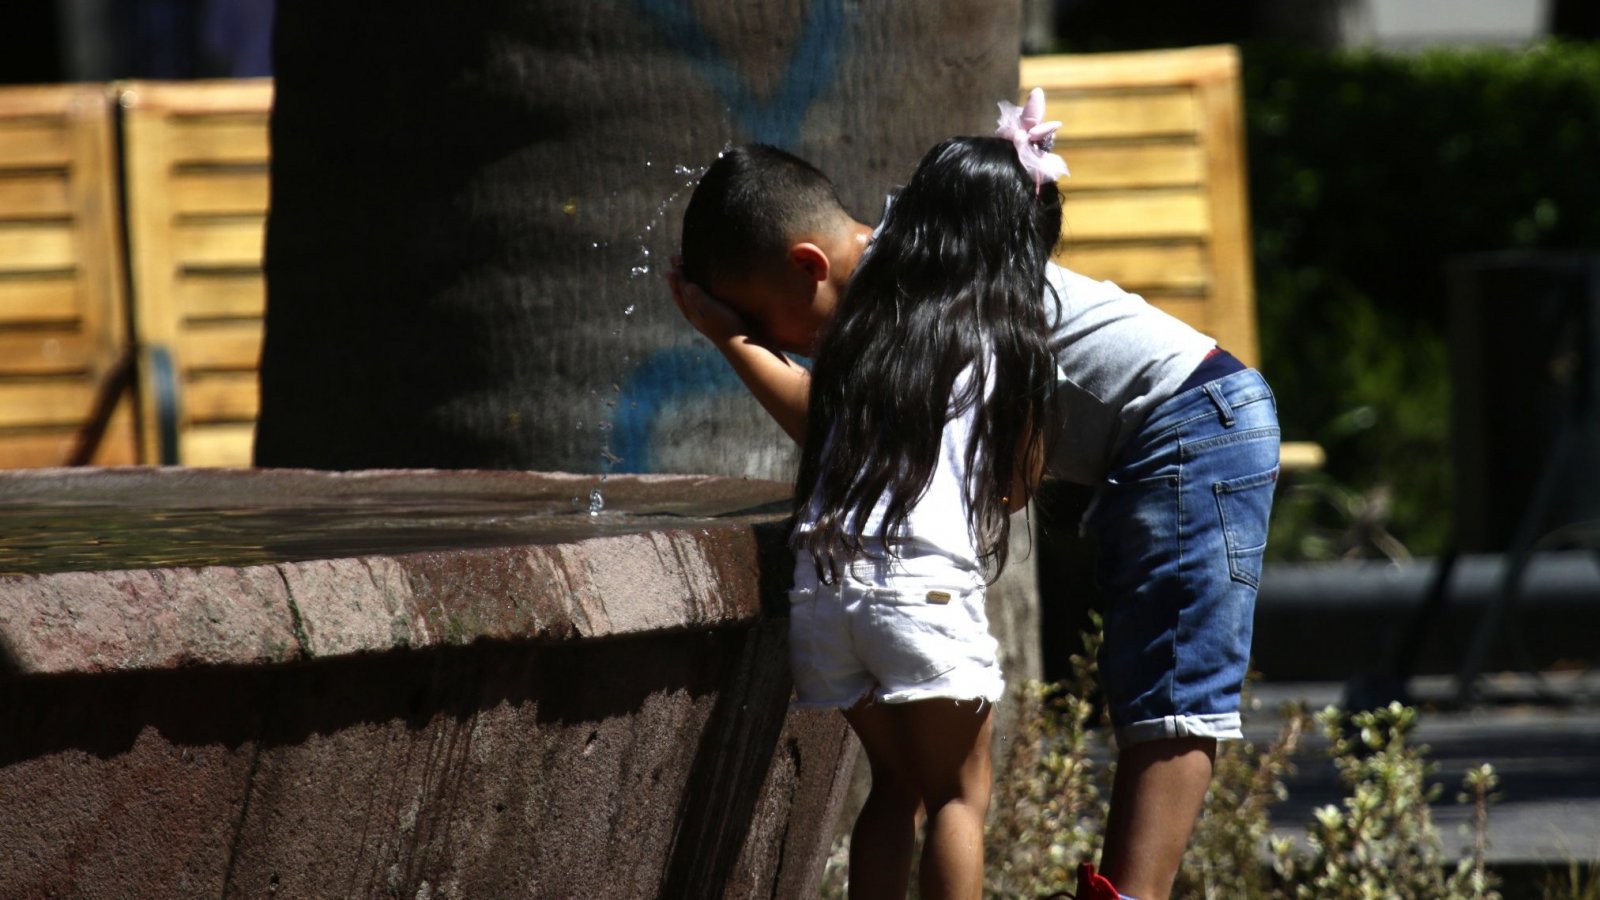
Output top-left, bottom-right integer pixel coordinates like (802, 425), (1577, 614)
(0, 467), (851, 897)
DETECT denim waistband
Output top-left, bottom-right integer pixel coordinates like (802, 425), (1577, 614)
(1134, 368), (1274, 442)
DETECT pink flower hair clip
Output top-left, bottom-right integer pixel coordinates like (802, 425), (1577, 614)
(996, 87), (1069, 194)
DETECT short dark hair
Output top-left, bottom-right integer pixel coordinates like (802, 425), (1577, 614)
(680, 144), (847, 286)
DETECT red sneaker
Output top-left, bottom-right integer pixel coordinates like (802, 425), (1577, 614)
(1077, 862), (1122, 900)
(1036, 863), (1125, 900)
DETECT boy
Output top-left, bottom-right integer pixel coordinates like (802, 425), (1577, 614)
(670, 143), (1279, 900)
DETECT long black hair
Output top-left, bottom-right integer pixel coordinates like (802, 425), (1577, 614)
(794, 136), (1062, 580)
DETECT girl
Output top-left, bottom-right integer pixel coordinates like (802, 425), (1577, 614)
(788, 129), (1065, 899)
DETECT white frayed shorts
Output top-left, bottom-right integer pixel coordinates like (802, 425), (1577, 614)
(788, 555), (1004, 709)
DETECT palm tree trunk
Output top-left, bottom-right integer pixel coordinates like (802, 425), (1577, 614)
(257, 0), (1022, 476)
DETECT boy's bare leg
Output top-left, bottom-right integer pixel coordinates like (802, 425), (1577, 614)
(901, 700), (993, 900)
(843, 701), (919, 900)
(1099, 737), (1217, 900)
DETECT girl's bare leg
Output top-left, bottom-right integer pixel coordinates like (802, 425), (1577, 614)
(842, 698), (994, 900)
(843, 701), (919, 900)
(901, 699), (994, 900)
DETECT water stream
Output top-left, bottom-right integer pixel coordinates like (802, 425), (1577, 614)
(585, 160), (709, 514)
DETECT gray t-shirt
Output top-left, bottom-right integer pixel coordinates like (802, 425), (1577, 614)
(1044, 262), (1216, 485)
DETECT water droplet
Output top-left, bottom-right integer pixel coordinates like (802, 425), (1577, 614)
(623, 305), (635, 316)
(587, 488), (605, 516)
(630, 265), (650, 277)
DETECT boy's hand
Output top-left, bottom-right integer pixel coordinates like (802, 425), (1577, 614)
(668, 259), (748, 346)
(665, 259), (810, 444)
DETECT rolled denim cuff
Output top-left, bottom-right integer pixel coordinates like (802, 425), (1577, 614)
(1114, 712), (1242, 749)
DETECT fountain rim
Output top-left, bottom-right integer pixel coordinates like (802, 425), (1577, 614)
(0, 466), (796, 679)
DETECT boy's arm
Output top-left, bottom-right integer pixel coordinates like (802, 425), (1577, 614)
(668, 268), (809, 444)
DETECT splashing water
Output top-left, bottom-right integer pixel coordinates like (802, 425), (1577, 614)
(585, 158), (712, 516)
(626, 161), (708, 283)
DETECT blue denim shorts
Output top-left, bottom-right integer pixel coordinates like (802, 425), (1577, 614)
(1086, 369), (1280, 748)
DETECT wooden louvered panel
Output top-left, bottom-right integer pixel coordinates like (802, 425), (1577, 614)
(0, 84), (132, 469)
(1057, 243), (1208, 294)
(177, 321), (263, 372)
(0, 172), (73, 217)
(1024, 46), (1320, 468)
(0, 277), (80, 324)
(184, 372), (259, 422)
(122, 79), (272, 466)
(1022, 46), (1257, 367)
(0, 123), (71, 167)
(0, 224), (77, 271)
(1054, 89), (1201, 141)
(181, 423), (256, 467)
(1063, 190), (1210, 242)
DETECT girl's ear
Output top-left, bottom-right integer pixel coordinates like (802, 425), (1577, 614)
(789, 242), (831, 284)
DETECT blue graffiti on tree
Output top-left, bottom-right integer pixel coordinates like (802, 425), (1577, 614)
(612, 1), (849, 472)
(633, 0), (849, 148)
(608, 346), (743, 474)
(608, 345), (812, 474)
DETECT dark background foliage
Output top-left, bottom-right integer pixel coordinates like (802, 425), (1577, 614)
(1044, 2), (1600, 559)
(1245, 42), (1600, 557)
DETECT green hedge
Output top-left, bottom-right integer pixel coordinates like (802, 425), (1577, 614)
(1242, 42), (1600, 558)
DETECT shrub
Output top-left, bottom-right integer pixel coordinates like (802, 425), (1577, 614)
(817, 632), (1503, 897)
(982, 637), (1498, 897)
(984, 626), (1111, 894)
(1270, 704), (1501, 899)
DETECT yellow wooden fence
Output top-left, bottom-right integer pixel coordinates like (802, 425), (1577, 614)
(1025, 45), (1320, 469)
(0, 84), (136, 468)
(1026, 44), (1258, 366)
(122, 79), (271, 467)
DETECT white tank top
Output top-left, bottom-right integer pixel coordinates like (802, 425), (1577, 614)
(791, 364), (987, 578)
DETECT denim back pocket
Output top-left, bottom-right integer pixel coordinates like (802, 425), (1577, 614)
(1213, 466), (1279, 588)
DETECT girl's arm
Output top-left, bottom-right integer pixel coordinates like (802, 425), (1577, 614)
(668, 269), (810, 444)
(1006, 420), (1046, 513)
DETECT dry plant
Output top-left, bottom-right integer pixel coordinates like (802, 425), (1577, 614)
(820, 634), (1504, 899)
(1270, 703), (1501, 900)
